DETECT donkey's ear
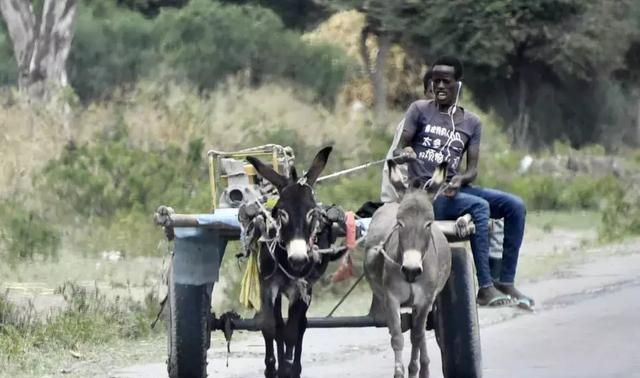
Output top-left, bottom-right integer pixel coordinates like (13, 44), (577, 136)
(387, 159), (407, 198)
(431, 161), (449, 186)
(304, 146), (332, 186)
(246, 156), (288, 191)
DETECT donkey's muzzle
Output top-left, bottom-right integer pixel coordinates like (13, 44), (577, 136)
(288, 254), (309, 270)
(287, 239), (309, 270)
(401, 266), (423, 283)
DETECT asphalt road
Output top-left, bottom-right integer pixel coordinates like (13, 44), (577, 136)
(114, 280), (640, 378)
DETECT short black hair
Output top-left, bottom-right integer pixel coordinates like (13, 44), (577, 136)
(431, 56), (464, 80)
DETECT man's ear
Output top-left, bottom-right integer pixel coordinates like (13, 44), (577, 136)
(246, 156), (288, 191)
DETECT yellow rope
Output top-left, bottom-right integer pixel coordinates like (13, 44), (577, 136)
(239, 197), (278, 312)
(239, 244), (261, 312)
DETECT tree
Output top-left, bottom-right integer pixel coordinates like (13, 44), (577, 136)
(325, 0), (425, 123)
(412, 0), (637, 148)
(115, 0), (189, 17)
(156, 0), (351, 104)
(0, 0), (78, 100)
(220, 0), (331, 30)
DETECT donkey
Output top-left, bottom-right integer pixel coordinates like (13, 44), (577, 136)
(364, 160), (452, 378)
(246, 146), (345, 378)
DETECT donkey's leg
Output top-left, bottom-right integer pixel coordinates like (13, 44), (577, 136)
(292, 309), (308, 378)
(408, 307), (423, 378)
(385, 292), (405, 378)
(279, 299), (308, 378)
(261, 292), (278, 378)
(274, 295), (285, 368)
(410, 304), (431, 378)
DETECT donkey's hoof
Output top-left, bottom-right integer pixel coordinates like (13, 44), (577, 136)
(264, 365), (277, 378)
(278, 364), (295, 378)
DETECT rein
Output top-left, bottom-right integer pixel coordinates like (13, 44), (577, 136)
(377, 223), (437, 269)
(253, 190), (324, 281)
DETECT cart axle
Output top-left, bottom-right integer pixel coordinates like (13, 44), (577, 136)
(210, 312), (432, 334)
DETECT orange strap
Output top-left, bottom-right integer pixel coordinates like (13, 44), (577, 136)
(345, 211), (357, 250)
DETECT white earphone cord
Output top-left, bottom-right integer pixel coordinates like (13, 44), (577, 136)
(441, 82), (462, 162)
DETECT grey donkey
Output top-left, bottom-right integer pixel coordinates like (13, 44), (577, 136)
(364, 160), (452, 378)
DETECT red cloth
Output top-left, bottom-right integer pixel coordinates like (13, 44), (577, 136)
(331, 211), (357, 283)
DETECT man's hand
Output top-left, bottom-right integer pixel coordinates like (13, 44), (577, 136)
(444, 175), (463, 197)
(392, 146), (417, 164)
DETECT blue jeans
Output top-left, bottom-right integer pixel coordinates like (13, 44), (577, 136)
(433, 185), (526, 288)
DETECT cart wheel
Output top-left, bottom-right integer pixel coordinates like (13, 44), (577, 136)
(434, 246), (482, 378)
(167, 263), (212, 378)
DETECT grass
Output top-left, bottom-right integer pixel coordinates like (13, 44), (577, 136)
(527, 210), (602, 232)
(0, 207), (614, 377)
(0, 282), (163, 378)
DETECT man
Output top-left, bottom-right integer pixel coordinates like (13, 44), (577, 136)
(387, 56), (533, 307)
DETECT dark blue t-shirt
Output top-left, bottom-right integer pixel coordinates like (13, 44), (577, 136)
(403, 100), (482, 180)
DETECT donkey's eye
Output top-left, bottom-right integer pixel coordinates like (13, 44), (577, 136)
(424, 220), (433, 229)
(278, 209), (289, 225)
(306, 209), (315, 225)
(397, 220), (405, 228)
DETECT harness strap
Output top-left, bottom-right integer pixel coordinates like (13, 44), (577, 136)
(378, 225), (437, 269)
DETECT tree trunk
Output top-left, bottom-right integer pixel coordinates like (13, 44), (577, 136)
(359, 26), (389, 125)
(513, 68), (530, 148)
(373, 32), (390, 124)
(0, 0), (78, 100)
(636, 96), (640, 146)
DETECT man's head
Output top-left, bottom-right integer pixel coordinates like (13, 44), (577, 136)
(422, 69), (434, 99)
(429, 56), (463, 106)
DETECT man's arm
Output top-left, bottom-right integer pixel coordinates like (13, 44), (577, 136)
(445, 117), (481, 196)
(392, 103), (420, 160)
(459, 143), (479, 185)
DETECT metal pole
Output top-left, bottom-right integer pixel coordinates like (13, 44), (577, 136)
(316, 158), (387, 183)
(212, 314), (413, 332)
(327, 273), (365, 317)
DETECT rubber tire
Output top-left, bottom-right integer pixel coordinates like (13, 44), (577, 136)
(434, 246), (482, 378)
(167, 263), (212, 378)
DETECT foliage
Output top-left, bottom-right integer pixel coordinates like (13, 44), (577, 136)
(413, 0), (639, 148)
(155, 0), (353, 105)
(68, 1), (157, 102)
(329, 0), (640, 148)
(0, 22), (16, 86)
(0, 282), (161, 370)
(116, 0), (189, 16)
(599, 185), (640, 241)
(39, 121), (209, 220)
(0, 201), (61, 264)
(220, 0), (331, 30)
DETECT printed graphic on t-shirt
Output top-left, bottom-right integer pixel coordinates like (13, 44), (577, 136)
(417, 123), (467, 170)
(404, 100), (481, 181)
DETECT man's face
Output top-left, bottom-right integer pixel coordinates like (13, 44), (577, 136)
(431, 65), (458, 106)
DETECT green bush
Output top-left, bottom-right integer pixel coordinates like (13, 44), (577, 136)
(599, 186), (640, 241)
(39, 122), (210, 220)
(0, 282), (160, 369)
(0, 201), (61, 264)
(36, 119), (211, 256)
(156, 0), (352, 104)
(0, 23), (17, 86)
(68, 1), (157, 101)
